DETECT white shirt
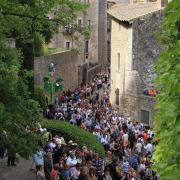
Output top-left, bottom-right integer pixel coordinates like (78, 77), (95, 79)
(66, 157), (77, 167)
(66, 156), (77, 174)
(136, 142), (142, 153)
(147, 130), (153, 138)
(145, 143), (153, 154)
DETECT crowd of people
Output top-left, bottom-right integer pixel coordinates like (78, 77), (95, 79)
(32, 66), (159, 180)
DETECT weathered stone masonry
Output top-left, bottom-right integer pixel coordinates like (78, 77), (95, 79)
(132, 10), (163, 94)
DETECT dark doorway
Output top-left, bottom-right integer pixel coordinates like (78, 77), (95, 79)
(140, 109), (150, 125)
(115, 88), (120, 106)
(82, 66), (87, 85)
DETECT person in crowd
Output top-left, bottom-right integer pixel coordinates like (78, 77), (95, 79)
(50, 164), (60, 180)
(108, 159), (121, 180)
(145, 140), (153, 157)
(103, 167), (112, 180)
(36, 165), (45, 180)
(44, 152), (53, 180)
(139, 160), (146, 180)
(39, 66), (157, 180)
(130, 152), (140, 171)
(62, 164), (72, 180)
(72, 163), (81, 180)
(92, 153), (104, 180)
(78, 167), (88, 180)
(7, 149), (16, 166)
(88, 167), (97, 180)
(122, 159), (129, 179)
(135, 139), (143, 155)
(33, 149), (44, 169)
(66, 151), (78, 174)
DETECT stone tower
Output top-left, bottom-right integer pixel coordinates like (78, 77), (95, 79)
(98, 0), (107, 65)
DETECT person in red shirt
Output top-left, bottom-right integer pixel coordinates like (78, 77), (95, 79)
(50, 164), (59, 180)
(143, 131), (148, 142)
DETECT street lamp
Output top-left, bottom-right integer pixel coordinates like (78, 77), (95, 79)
(43, 63), (64, 104)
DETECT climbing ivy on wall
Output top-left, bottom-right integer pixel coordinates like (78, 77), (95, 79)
(153, 0), (180, 179)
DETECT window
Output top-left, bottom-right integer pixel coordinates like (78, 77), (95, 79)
(140, 110), (150, 125)
(85, 41), (89, 59)
(118, 53), (120, 71)
(88, 20), (91, 26)
(65, 42), (70, 49)
(78, 19), (82, 28)
(115, 88), (120, 106)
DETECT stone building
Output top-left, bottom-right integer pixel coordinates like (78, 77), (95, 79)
(108, 0), (167, 125)
(49, 0), (107, 84)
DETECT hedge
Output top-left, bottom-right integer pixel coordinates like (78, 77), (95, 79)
(42, 120), (105, 157)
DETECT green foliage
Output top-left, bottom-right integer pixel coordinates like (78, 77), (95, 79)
(153, 0), (180, 179)
(34, 32), (48, 57)
(0, 0), (88, 158)
(82, 26), (92, 39)
(34, 85), (47, 110)
(0, 0), (89, 91)
(0, 38), (41, 158)
(42, 120), (105, 157)
(43, 74), (64, 104)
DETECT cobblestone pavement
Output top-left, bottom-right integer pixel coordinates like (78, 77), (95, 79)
(0, 157), (34, 180)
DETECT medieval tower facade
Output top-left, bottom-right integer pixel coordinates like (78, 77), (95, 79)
(49, 0), (107, 84)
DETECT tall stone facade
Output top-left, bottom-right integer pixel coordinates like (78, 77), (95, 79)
(49, 0), (107, 73)
(108, 1), (165, 125)
(132, 11), (164, 95)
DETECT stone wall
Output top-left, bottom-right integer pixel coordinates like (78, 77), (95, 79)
(78, 63), (88, 85)
(87, 64), (102, 82)
(34, 51), (78, 91)
(132, 10), (163, 94)
(110, 18), (133, 105)
(118, 94), (155, 126)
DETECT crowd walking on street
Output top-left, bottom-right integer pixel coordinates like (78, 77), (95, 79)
(0, 66), (159, 180)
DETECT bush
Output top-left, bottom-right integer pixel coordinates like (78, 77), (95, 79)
(42, 120), (105, 157)
(34, 32), (48, 57)
(34, 86), (47, 110)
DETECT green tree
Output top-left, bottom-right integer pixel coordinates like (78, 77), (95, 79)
(0, 38), (41, 158)
(153, 0), (180, 179)
(34, 86), (47, 110)
(0, 0), (89, 158)
(0, 0), (89, 93)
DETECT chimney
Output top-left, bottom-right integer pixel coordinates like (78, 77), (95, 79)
(157, 0), (168, 8)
